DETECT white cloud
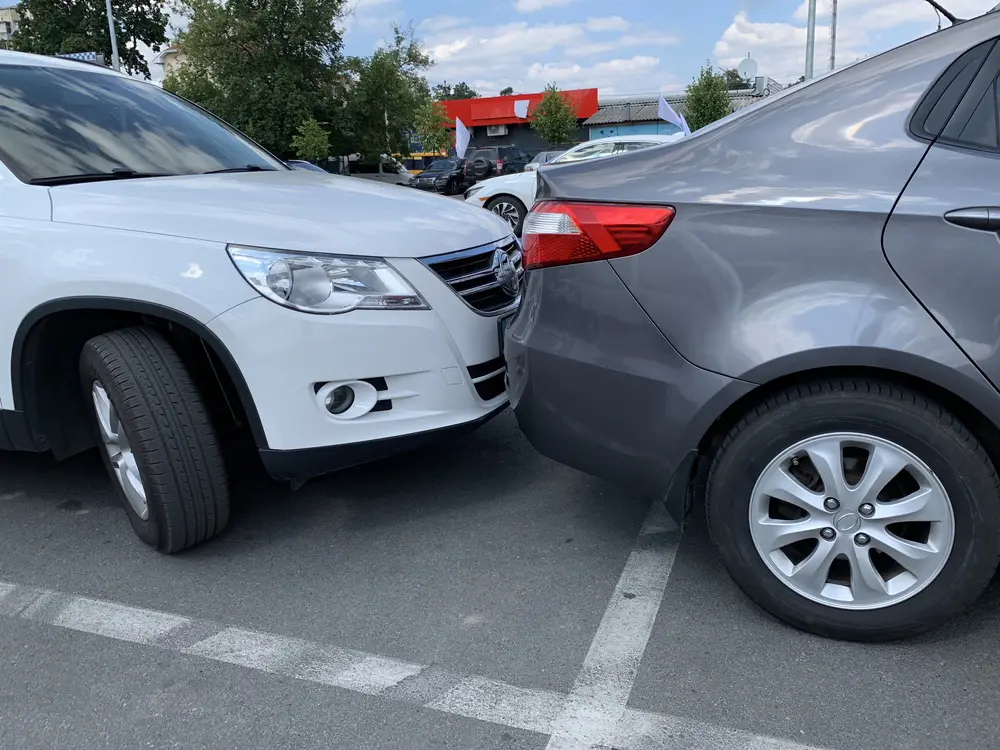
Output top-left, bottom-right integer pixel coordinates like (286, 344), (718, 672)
(585, 16), (629, 32)
(420, 14), (680, 96)
(716, 0), (997, 82)
(514, 0), (575, 12)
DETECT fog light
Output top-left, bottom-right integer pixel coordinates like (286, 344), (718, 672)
(325, 385), (355, 415)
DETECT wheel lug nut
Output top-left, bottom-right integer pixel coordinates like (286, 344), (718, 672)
(859, 503), (875, 517)
(820, 528), (836, 541)
(854, 533), (870, 546)
(824, 497), (840, 511)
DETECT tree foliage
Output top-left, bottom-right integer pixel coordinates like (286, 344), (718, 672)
(12, 0), (167, 78)
(722, 68), (752, 90)
(432, 81), (479, 100)
(345, 24), (431, 160)
(292, 117), (331, 162)
(414, 99), (452, 155)
(685, 61), (731, 131)
(499, 86), (514, 96)
(163, 0), (347, 156)
(530, 83), (578, 146)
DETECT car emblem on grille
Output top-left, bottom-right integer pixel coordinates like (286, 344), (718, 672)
(492, 248), (520, 297)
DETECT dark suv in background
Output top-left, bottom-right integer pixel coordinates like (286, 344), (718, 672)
(411, 157), (467, 195)
(464, 146), (529, 183)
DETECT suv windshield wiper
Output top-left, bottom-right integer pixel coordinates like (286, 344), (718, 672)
(202, 164), (276, 174)
(29, 169), (176, 186)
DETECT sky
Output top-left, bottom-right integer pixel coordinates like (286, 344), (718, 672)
(328, 0), (999, 96)
(147, 1), (999, 91)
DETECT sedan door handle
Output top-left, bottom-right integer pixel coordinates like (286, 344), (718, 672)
(944, 207), (1000, 232)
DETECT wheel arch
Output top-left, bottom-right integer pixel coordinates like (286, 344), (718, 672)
(672, 347), (1000, 517)
(11, 297), (268, 457)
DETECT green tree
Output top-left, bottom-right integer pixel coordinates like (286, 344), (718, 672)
(499, 86), (514, 96)
(685, 61), (731, 131)
(530, 83), (578, 145)
(414, 100), (452, 155)
(163, 0), (347, 156)
(346, 24), (431, 160)
(12, 0), (167, 78)
(432, 81), (480, 100)
(292, 118), (331, 163)
(722, 68), (752, 90)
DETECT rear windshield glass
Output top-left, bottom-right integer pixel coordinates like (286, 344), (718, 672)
(469, 149), (497, 160)
(0, 64), (283, 183)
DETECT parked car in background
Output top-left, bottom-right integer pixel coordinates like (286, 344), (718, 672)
(0, 50), (517, 554)
(411, 158), (466, 195)
(465, 134), (684, 234)
(506, 11), (1000, 642)
(524, 150), (567, 172)
(287, 160), (329, 174)
(463, 146), (530, 184)
(348, 157), (413, 186)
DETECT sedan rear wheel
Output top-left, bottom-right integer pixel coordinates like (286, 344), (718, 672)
(706, 379), (1000, 641)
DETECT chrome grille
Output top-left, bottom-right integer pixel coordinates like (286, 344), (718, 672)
(421, 238), (524, 315)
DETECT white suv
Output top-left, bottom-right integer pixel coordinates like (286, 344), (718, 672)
(0, 52), (520, 552)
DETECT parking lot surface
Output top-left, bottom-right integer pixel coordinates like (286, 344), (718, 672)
(1, 411), (999, 749)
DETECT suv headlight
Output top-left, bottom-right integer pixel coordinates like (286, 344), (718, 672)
(228, 245), (428, 314)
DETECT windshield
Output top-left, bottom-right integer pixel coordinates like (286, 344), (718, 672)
(0, 64), (285, 184)
(427, 159), (456, 171)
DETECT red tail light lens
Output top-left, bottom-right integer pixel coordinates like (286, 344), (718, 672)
(522, 201), (675, 270)
(496, 158), (505, 171)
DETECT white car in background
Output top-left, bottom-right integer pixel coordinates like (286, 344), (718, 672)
(463, 133), (686, 234)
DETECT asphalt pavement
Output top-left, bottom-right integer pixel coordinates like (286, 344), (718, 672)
(1, 410), (999, 750)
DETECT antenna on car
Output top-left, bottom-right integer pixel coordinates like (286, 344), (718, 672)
(921, 0), (958, 24)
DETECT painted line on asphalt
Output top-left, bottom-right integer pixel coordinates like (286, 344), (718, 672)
(0, 578), (828, 750)
(544, 502), (682, 750)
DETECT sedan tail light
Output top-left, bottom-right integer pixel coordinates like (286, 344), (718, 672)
(522, 201), (675, 270)
(496, 158), (505, 171)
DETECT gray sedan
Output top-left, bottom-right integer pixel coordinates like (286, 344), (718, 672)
(505, 7), (1000, 642)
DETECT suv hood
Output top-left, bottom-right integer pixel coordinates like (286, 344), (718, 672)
(48, 170), (512, 258)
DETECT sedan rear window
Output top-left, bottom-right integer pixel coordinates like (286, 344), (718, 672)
(0, 64), (283, 183)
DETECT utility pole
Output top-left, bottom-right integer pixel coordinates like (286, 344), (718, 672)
(104, 0), (120, 72)
(804, 0), (817, 80)
(829, 0), (838, 72)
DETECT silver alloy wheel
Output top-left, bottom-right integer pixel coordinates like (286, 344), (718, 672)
(490, 201), (520, 228)
(749, 432), (954, 610)
(92, 382), (149, 521)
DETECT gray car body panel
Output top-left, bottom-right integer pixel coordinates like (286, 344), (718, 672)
(508, 14), (1000, 516)
(504, 260), (753, 510)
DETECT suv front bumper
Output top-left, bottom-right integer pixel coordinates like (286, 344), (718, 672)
(208, 269), (513, 480)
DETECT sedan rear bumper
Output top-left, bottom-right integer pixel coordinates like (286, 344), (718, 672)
(503, 261), (752, 520)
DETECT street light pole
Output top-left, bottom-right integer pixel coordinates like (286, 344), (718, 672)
(829, 0), (838, 72)
(804, 0), (817, 80)
(104, 0), (120, 71)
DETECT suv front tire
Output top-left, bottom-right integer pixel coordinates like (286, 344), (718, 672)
(80, 326), (230, 553)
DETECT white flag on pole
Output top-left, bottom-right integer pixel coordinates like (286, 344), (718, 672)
(513, 99), (530, 119)
(455, 117), (471, 158)
(658, 96), (690, 135)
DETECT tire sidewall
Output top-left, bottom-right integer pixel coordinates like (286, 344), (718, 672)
(708, 391), (1000, 638)
(79, 343), (161, 547)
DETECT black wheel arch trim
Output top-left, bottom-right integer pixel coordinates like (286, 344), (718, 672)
(11, 297), (269, 449)
(733, 346), (1000, 426)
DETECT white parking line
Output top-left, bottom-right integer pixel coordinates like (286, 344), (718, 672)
(544, 502), (682, 750)
(0, 558), (828, 750)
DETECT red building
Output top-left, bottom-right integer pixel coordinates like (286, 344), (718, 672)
(439, 88), (599, 154)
